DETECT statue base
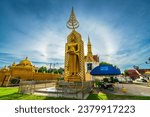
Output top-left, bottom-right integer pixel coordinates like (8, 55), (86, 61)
(55, 80), (93, 99)
(66, 75), (82, 82)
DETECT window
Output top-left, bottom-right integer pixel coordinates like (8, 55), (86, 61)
(87, 63), (92, 71)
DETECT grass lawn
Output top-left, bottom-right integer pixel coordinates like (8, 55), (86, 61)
(87, 93), (150, 100)
(1, 87), (150, 100)
(87, 93), (108, 100)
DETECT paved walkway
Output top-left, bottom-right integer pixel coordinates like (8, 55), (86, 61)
(113, 84), (150, 96)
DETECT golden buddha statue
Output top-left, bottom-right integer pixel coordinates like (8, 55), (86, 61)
(64, 8), (85, 82)
(66, 36), (80, 76)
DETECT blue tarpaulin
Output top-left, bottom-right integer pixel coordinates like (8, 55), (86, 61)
(90, 65), (121, 75)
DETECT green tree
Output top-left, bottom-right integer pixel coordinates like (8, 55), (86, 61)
(99, 61), (120, 70)
(57, 67), (64, 74)
(48, 68), (64, 74)
(53, 69), (59, 74)
(110, 77), (114, 83)
(124, 69), (129, 76)
(99, 61), (113, 66)
(38, 66), (48, 73)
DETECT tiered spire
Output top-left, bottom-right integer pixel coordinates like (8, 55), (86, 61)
(66, 7), (79, 30)
(87, 36), (92, 56)
(85, 36), (95, 62)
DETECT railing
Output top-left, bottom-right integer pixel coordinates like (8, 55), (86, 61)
(18, 80), (94, 99)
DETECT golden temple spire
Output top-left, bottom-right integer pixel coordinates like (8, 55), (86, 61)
(88, 35), (91, 46)
(4, 65), (6, 69)
(1, 65), (7, 71)
(86, 35), (95, 62)
(12, 62), (16, 66)
(66, 7), (79, 30)
(87, 35), (92, 55)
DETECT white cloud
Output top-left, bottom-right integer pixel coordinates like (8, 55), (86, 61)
(80, 18), (121, 59)
(78, 17), (149, 71)
(1, 9), (149, 71)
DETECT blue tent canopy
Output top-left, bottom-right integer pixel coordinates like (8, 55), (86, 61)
(90, 65), (121, 76)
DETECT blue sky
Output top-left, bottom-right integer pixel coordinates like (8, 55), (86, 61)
(0, 0), (150, 71)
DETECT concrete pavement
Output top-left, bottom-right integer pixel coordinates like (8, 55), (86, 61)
(113, 84), (150, 96)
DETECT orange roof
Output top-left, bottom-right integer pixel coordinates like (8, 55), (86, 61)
(127, 69), (140, 77)
(93, 55), (99, 62)
(137, 69), (150, 75)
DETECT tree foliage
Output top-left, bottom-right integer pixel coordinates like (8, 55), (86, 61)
(124, 69), (129, 76)
(99, 61), (120, 70)
(38, 66), (64, 74)
(38, 66), (48, 73)
(99, 61), (113, 66)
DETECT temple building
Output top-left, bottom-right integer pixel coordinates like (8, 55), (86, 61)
(126, 69), (150, 79)
(11, 57), (37, 79)
(0, 57), (61, 86)
(137, 69), (150, 78)
(84, 36), (99, 81)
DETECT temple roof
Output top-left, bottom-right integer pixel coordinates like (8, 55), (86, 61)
(0, 65), (9, 71)
(137, 69), (150, 75)
(85, 36), (99, 62)
(93, 55), (99, 62)
(12, 62), (16, 66)
(127, 69), (141, 77)
(19, 57), (32, 66)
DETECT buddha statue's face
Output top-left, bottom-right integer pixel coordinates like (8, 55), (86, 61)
(70, 35), (76, 43)
(70, 38), (75, 43)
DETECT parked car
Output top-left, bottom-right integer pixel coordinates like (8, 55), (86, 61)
(135, 78), (147, 83)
